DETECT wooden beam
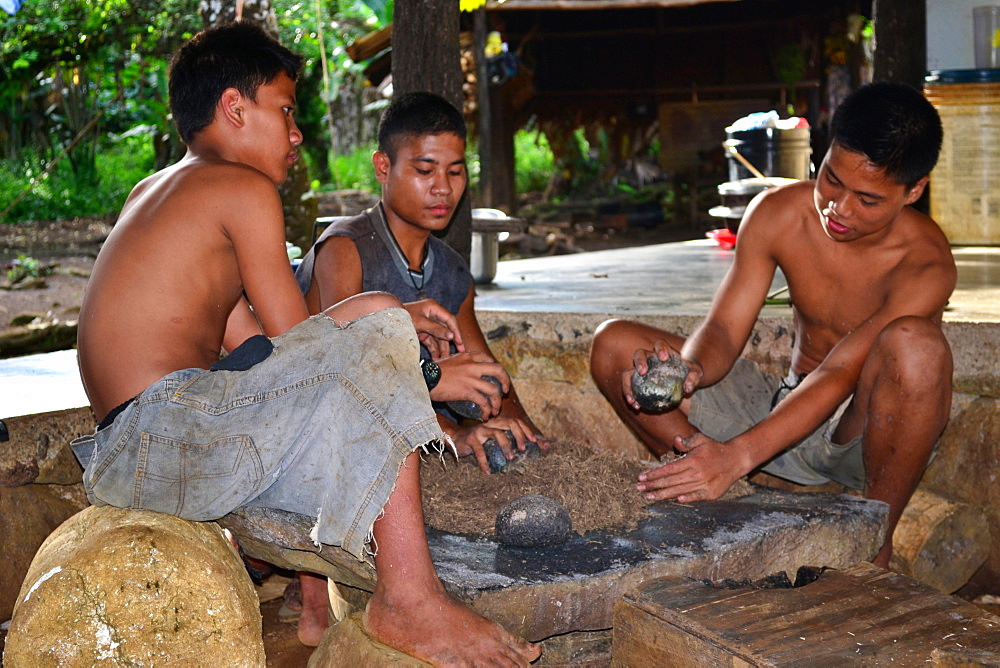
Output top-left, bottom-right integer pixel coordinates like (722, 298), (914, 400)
(345, 23), (392, 62)
(488, 0), (737, 10)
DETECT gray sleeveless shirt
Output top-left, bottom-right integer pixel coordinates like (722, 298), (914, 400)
(295, 204), (473, 344)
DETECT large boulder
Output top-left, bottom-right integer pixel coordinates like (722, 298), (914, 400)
(0, 483), (88, 621)
(5, 506), (264, 666)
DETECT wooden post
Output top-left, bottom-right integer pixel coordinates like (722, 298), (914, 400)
(475, 8), (494, 209)
(392, 0), (472, 263)
(872, 0), (927, 90)
(891, 486), (991, 594)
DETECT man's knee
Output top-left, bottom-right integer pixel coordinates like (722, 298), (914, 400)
(591, 319), (631, 376)
(358, 291), (404, 312)
(874, 316), (952, 388)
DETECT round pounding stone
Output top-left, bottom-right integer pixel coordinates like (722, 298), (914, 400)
(495, 494), (572, 547)
(447, 375), (504, 420)
(631, 353), (688, 412)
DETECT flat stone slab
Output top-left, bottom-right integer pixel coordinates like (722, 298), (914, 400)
(222, 486), (887, 642)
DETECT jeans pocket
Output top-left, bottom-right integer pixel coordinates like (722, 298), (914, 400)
(70, 434), (96, 468)
(135, 432), (265, 520)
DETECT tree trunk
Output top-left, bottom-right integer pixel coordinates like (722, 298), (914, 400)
(871, 0), (927, 90)
(197, 0), (318, 250)
(392, 0), (472, 263)
(871, 0), (929, 214)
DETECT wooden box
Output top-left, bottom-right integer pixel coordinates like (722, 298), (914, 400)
(611, 562), (1000, 667)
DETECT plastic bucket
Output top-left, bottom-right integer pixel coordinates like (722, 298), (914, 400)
(724, 126), (813, 182)
(924, 69), (1000, 245)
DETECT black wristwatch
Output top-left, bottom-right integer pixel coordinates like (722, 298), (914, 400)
(420, 359), (441, 391)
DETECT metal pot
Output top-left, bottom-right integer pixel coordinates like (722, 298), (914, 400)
(708, 177), (798, 234)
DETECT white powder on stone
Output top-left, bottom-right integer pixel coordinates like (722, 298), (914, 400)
(22, 566), (62, 602)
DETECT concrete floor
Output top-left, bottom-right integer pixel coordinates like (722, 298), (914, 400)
(477, 239), (1000, 323)
(3, 240), (999, 420)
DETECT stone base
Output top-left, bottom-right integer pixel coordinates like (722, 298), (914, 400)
(0, 483), (88, 620)
(5, 506), (264, 667)
(224, 486), (887, 643)
(307, 612), (432, 667)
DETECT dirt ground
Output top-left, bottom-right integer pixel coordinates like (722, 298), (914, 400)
(0, 217), (109, 329)
(0, 213), (702, 334)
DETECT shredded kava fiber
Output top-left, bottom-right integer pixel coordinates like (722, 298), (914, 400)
(420, 439), (650, 538)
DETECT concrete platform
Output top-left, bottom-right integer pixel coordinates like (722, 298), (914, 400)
(477, 239), (1000, 322)
(0, 349), (87, 419)
(3, 239), (998, 423)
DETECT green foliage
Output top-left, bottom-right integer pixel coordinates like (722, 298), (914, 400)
(6, 254), (44, 284)
(328, 142), (380, 192)
(513, 129), (554, 194)
(275, 0), (392, 179)
(1, 135), (155, 223)
(1, 0), (198, 159)
(0, 0), (394, 221)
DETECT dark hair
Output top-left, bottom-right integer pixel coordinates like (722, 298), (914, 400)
(829, 81), (943, 188)
(377, 92), (467, 160)
(168, 21), (303, 144)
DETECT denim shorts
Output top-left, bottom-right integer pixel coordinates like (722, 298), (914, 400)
(688, 358), (865, 489)
(71, 308), (445, 561)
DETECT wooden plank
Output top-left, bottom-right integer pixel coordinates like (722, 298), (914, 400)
(613, 563), (1000, 666)
(612, 599), (755, 668)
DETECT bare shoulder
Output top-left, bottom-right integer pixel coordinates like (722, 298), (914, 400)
(896, 207), (956, 284)
(316, 234), (361, 263)
(176, 159), (281, 213)
(310, 234), (364, 310)
(115, 157), (279, 235)
(314, 234), (363, 285)
(731, 179), (815, 254)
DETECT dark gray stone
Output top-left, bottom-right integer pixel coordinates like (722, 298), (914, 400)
(447, 375), (504, 420)
(495, 494), (572, 547)
(631, 353), (688, 413)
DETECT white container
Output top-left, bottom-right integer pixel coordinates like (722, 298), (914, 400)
(974, 6), (1000, 69)
(470, 208), (525, 284)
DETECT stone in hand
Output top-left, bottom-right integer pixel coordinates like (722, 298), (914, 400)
(631, 352), (688, 412)
(447, 375), (504, 420)
(483, 431), (542, 474)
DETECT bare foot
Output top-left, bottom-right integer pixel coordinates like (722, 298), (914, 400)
(363, 582), (541, 667)
(297, 572), (331, 647)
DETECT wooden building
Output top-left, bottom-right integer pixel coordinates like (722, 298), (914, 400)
(353, 0), (925, 219)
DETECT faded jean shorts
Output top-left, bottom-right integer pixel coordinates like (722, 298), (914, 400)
(688, 358), (865, 489)
(71, 308), (445, 561)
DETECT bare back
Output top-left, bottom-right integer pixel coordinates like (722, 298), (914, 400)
(78, 154), (307, 420)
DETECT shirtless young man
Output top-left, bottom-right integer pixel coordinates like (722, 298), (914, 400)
(72, 22), (539, 666)
(590, 82), (955, 569)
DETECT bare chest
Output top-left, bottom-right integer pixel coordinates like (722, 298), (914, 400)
(782, 252), (893, 342)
